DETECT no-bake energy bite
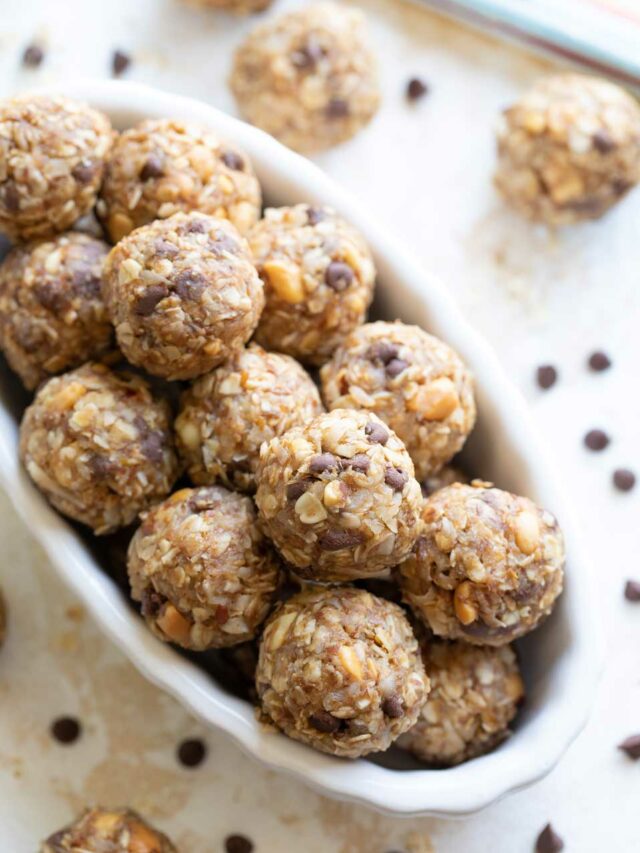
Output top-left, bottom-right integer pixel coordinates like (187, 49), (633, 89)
(321, 322), (476, 480)
(250, 204), (375, 365)
(20, 362), (178, 534)
(255, 409), (423, 582)
(0, 95), (113, 242)
(0, 232), (112, 390)
(256, 587), (430, 758)
(495, 74), (640, 225)
(97, 119), (261, 242)
(230, 2), (380, 153)
(40, 807), (177, 853)
(175, 343), (324, 492)
(399, 482), (565, 645)
(128, 486), (280, 651)
(103, 212), (264, 380)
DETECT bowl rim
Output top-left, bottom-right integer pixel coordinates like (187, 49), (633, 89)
(0, 78), (604, 817)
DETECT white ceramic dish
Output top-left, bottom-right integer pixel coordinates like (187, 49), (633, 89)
(0, 79), (603, 817)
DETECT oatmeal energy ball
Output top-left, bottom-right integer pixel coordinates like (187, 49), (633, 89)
(128, 486), (280, 651)
(495, 74), (640, 225)
(250, 204), (375, 365)
(0, 95), (113, 242)
(40, 807), (177, 853)
(255, 409), (423, 582)
(321, 322), (476, 480)
(103, 212), (264, 380)
(20, 362), (178, 534)
(257, 587), (430, 758)
(400, 482), (565, 645)
(0, 232), (112, 390)
(175, 343), (324, 492)
(230, 3), (380, 153)
(97, 118), (261, 242)
(397, 641), (524, 766)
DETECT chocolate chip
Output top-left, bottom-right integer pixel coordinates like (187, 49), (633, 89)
(188, 493), (215, 513)
(186, 218), (206, 234)
(22, 43), (44, 68)
(140, 431), (165, 464)
(624, 580), (640, 602)
(173, 269), (206, 301)
(613, 178), (632, 196)
(588, 350), (611, 371)
(309, 452), (340, 474)
(366, 341), (399, 365)
(2, 182), (20, 212)
(385, 466), (408, 491)
(613, 468), (635, 492)
(209, 235), (240, 255)
(307, 206), (326, 226)
(34, 282), (65, 312)
(140, 587), (165, 619)
(326, 98), (350, 118)
(386, 358), (409, 378)
(154, 239), (179, 258)
(535, 823), (564, 852)
(71, 161), (97, 184)
(584, 429), (609, 451)
(619, 734), (640, 759)
(225, 834), (254, 853)
(71, 268), (101, 298)
(381, 696), (404, 718)
(318, 528), (363, 551)
(134, 284), (168, 315)
(536, 365), (557, 390)
(343, 453), (370, 474)
(51, 716), (81, 745)
(592, 129), (615, 153)
(177, 738), (207, 768)
(365, 420), (389, 445)
(43, 830), (67, 851)
(88, 454), (112, 478)
(324, 261), (354, 291)
(309, 710), (342, 733)
(286, 480), (309, 501)
(112, 49), (131, 76)
(406, 77), (429, 101)
(291, 37), (325, 69)
(140, 154), (165, 181)
(221, 150), (244, 171)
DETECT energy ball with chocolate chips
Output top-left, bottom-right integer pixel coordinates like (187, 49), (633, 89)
(97, 119), (261, 242)
(230, 2), (380, 153)
(0, 94), (113, 242)
(19, 362), (178, 534)
(397, 640), (524, 766)
(40, 807), (177, 853)
(249, 204), (375, 365)
(103, 212), (264, 380)
(175, 343), (323, 492)
(0, 232), (112, 390)
(128, 486), (280, 651)
(400, 482), (565, 645)
(255, 409), (423, 582)
(321, 322), (476, 480)
(256, 586), (429, 758)
(495, 74), (640, 225)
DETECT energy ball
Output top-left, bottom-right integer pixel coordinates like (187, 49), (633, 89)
(0, 95), (113, 242)
(181, 0), (272, 11)
(40, 807), (176, 853)
(256, 587), (429, 758)
(421, 464), (470, 498)
(397, 640), (524, 766)
(0, 232), (112, 390)
(97, 119), (261, 242)
(103, 212), (264, 380)
(250, 204), (375, 365)
(230, 3), (380, 153)
(255, 409), (423, 582)
(321, 322), (476, 480)
(175, 343), (324, 492)
(20, 362), (178, 534)
(399, 482), (565, 645)
(495, 74), (640, 225)
(128, 486), (280, 651)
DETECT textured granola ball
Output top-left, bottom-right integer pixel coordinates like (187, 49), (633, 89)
(250, 204), (375, 366)
(97, 119), (261, 242)
(40, 807), (176, 853)
(256, 586), (429, 758)
(321, 322), (476, 480)
(495, 74), (640, 225)
(421, 464), (470, 498)
(128, 486), (280, 651)
(175, 344), (323, 492)
(181, 0), (272, 11)
(0, 232), (112, 390)
(103, 212), (264, 380)
(0, 95), (113, 242)
(255, 409), (423, 582)
(230, 3), (380, 153)
(20, 362), (178, 534)
(397, 640), (524, 766)
(399, 482), (565, 645)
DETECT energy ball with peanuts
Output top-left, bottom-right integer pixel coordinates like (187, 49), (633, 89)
(230, 2), (380, 153)
(397, 640), (524, 766)
(0, 95), (113, 242)
(321, 322), (476, 480)
(255, 409), (423, 582)
(40, 807), (177, 853)
(250, 204), (375, 365)
(0, 232), (112, 390)
(128, 486), (280, 651)
(97, 118), (261, 242)
(256, 587), (430, 758)
(495, 74), (640, 225)
(175, 344), (323, 492)
(399, 482), (565, 645)
(19, 362), (178, 534)
(103, 212), (264, 380)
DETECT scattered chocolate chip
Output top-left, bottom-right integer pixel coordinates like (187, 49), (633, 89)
(324, 261), (354, 291)
(535, 823), (564, 853)
(592, 129), (615, 154)
(34, 282), (65, 312)
(22, 43), (44, 68)
(209, 235), (239, 255)
(112, 49), (131, 76)
(367, 341), (399, 365)
(140, 431), (165, 464)
(221, 150), (244, 171)
(177, 738), (207, 768)
(385, 466), (408, 491)
(140, 587), (165, 619)
(318, 528), (363, 551)
(309, 709), (342, 733)
(536, 365), (557, 390)
(365, 420), (389, 445)
(51, 716), (81, 745)
(618, 734), (640, 760)
(584, 429), (609, 451)
(381, 696), (404, 718)
(186, 218), (206, 234)
(44, 830), (67, 849)
(188, 493), (215, 513)
(291, 38), (325, 69)
(2, 182), (20, 212)
(71, 161), (97, 184)
(406, 77), (429, 101)
(307, 206), (326, 226)
(326, 98), (350, 118)
(612, 178), (632, 196)
(154, 239), (179, 258)
(588, 350), (611, 371)
(624, 580), (640, 602)
(71, 268), (101, 298)
(343, 453), (370, 474)
(386, 358), (409, 378)
(286, 480), (309, 501)
(173, 269), (207, 301)
(225, 834), (254, 853)
(88, 454), (112, 478)
(134, 284), (168, 315)
(140, 154), (165, 181)
(309, 452), (340, 474)
(613, 468), (635, 492)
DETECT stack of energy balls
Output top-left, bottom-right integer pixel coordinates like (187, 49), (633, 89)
(0, 91), (567, 768)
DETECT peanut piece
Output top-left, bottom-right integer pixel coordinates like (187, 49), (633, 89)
(514, 510), (540, 555)
(338, 645), (363, 680)
(411, 377), (460, 420)
(157, 604), (192, 646)
(294, 491), (328, 524)
(454, 581), (478, 626)
(262, 260), (305, 304)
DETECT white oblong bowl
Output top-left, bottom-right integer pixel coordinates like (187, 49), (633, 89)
(0, 79), (603, 817)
